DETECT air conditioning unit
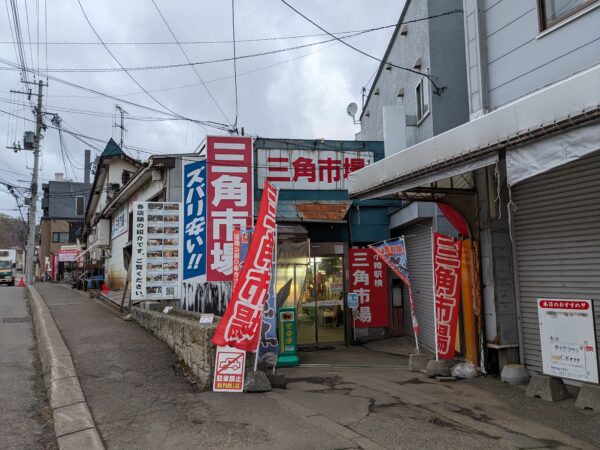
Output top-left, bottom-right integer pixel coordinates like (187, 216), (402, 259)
(96, 219), (111, 247)
(23, 131), (35, 150)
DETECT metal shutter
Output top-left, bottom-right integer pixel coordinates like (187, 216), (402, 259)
(513, 152), (600, 374)
(402, 220), (435, 353)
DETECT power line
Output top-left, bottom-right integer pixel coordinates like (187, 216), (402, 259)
(150, 0), (232, 127)
(0, 27), (396, 46)
(0, 25), (395, 73)
(231, 0), (239, 132)
(76, 0), (189, 121)
(0, 57), (232, 131)
(279, 1), (461, 95)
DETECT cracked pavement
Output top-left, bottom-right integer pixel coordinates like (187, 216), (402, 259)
(35, 283), (600, 449)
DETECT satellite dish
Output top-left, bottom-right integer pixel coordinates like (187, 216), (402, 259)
(346, 102), (358, 119)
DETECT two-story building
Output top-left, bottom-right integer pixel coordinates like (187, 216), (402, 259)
(349, 0), (600, 383)
(39, 149), (92, 280)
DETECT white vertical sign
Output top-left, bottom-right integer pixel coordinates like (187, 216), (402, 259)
(132, 201), (147, 300)
(538, 298), (598, 383)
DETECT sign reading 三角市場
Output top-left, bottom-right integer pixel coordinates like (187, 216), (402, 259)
(257, 149), (373, 190)
(538, 298), (598, 383)
(206, 136), (253, 282)
(433, 232), (462, 360)
(349, 248), (389, 328)
(131, 201), (183, 301)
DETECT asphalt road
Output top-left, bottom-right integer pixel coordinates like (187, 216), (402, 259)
(0, 286), (56, 450)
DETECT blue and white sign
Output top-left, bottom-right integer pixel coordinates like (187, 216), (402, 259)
(347, 292), (359, 309)
(183, 159), (207, 283)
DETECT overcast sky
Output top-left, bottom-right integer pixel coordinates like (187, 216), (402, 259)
(0, 0), (404, 219)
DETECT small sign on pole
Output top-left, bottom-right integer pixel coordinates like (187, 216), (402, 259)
(213, 346), (245, 392)
(347, 292), (359, 309)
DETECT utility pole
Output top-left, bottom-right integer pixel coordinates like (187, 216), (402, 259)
(25, 79), (44, 285)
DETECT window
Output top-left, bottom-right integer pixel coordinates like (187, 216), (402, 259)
(75, 196), (85, 215)
(416, 78), (430, 123)
(538, 0), (599, 29)
(52, 232), (70, 243)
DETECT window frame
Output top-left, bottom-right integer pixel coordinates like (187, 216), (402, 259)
(52, 232), (70, 243)
(537, 0), (599, 30)
(415, 77), (430, 125)
(75, 195), (85, 216)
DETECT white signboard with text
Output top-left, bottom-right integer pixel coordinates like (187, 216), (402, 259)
(537, 298), (598, 383)
(112, 204), (128, 238)
(132, 201), (183, 301)
(257, 149), (373, 190)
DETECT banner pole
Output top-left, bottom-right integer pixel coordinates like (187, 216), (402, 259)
(410, 286), (420, 355)
(431, 227), (439, 362)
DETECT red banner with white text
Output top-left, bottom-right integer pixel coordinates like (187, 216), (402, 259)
(212, 181), (279, 352)
(349, 248), (389, 328)
(433, 232), (462, 360)
(206, 136), (253, 282)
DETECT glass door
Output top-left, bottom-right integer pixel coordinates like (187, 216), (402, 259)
(277, 257), (345, 346)
(314, 257), (345, 344)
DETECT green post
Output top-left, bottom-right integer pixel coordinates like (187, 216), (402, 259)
(277, 307), (300, 367)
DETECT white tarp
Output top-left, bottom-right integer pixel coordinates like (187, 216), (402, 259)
(506, 122), (600, 186)
(349, 64), (600, 198)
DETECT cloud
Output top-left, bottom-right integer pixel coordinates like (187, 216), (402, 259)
(0, 0), (403, 218)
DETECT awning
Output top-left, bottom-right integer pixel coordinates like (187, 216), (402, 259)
(275, 200), (352, 222)
(506, 121), (600, 186)
(349, 64), (600, 199)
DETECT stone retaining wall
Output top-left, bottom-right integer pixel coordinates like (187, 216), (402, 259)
(131, 308), (218, 389)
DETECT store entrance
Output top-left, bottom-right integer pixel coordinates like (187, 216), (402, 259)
(297, 256), (345, 346)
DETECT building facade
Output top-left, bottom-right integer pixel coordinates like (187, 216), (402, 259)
(349, 0), (600, 381)
(39, 150), (92, 280)
(86, 137), (402, 347)
(358, 0), (470, 355)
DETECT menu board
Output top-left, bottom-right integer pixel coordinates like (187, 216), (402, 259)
(132, 201), (183, 300)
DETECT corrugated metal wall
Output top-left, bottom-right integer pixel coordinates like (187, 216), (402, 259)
(403, 220), (435, 353)
(513, 152), (600, 374)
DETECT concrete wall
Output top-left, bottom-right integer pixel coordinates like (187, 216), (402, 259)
(465, 0), (600, 111)
(132, 308), (217, 390)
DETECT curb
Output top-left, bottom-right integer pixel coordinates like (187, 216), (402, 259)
(27, 285), (105, 450)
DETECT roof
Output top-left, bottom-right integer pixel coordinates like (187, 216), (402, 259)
(101, 138), (125, 158)
(348, 64), (600, 199)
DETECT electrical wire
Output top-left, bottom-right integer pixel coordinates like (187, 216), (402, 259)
(0, 57), (232, 131)
(231, 0), (239, 132)
(279, 1), (460, 95)
(76, 0), (189, 121)
(0, 25), (395, 73)
(150, 0), (232, 127)
(0, 26), (396, 46)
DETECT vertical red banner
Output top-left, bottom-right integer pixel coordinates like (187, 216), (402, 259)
(212, 181), (279, 352)
(433, 232), (462, 359)
(206, 136), (253, 282)
(349, 248), (389, 328)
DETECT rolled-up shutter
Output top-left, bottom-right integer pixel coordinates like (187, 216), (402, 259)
(402, 220), (435, 353)
(513, 152), (600, 374)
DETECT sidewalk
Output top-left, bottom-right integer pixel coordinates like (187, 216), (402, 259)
(35, 283), (600, 449)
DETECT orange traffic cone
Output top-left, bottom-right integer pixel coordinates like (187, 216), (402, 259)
(101, 282), (110, 292)
(18, 277), (24, 287)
